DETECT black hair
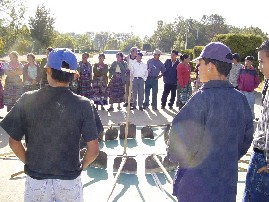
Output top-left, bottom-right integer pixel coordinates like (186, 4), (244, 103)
(180, 54), (189, 61)
(171, 50), (179, 56)
(99, 53), (105, 59)
(47, 47), (53, 52)
(116, 52), (124, 59)
(51, 61), (74, 83)
(232, 53), (240, 62)
(257, 40), (269, 57)
(203, 58), (232, 77)
(245, 56), (254, 61)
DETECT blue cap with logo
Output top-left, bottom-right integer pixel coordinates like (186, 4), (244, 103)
(46, 48), (78, 73)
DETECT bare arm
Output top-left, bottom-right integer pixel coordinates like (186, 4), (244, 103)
(81, 139), (99, 169)
(9, 137), (26, 164)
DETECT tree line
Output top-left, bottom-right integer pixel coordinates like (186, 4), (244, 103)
(0, 1), (268, 56)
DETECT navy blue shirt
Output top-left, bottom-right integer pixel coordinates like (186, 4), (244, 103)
(163, 59), (179, 85)
(0, 86), (99, 180)
(168, 80), (253, 201)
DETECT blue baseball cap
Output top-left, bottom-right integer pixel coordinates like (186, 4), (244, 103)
(46, 48), (78, 73)
(192, 42), (233, 64)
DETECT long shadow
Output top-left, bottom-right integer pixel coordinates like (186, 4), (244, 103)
(104, 140), (119, 149)
(111, 174), (139, 202)
(119, 139), (138, 148)
(83, 167), (108, 188)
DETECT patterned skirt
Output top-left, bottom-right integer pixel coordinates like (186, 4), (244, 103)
(107, 74), (124, 104)
(3, 76), (23, 108)
(243, 151), (269, 201)
(177, 80), (192, 105)
(79, 74), (92, 98)
(91, 76), (108, 105)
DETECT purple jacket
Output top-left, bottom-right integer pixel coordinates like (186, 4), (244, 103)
(237, 66), (260, 92)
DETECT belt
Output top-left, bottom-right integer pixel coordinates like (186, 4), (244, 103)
(134, 77), (143, 79)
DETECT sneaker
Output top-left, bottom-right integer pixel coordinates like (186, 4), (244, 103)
(139, 107), (143, 111)
(161, 106), (165, 109)
(169, 106), (173, 109)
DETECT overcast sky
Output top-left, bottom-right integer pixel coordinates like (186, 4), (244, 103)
(26, 0), (269, 38)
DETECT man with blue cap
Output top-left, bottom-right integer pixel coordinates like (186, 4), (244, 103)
(0, 48), (100, 201)
(168, 42), (254, 202)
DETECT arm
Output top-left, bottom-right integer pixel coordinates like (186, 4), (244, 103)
(81, 139), (99, 169)
(9, 137), (26, 164)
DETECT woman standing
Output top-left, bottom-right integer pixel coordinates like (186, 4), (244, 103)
(23, 53), (42, 92)
(107, 52), (127, 111)
(92, 53), (108, 110)
(3, 51), (23, 112)
(76, 52), (92, 97)
(176, 54), (192, 109)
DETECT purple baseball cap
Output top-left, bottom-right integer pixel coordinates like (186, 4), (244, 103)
(192, 42), (233, 64)
(46, 48), (78, 73)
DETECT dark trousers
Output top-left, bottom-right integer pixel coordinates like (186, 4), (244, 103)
(144, 77), (158, 107)
(161, 83), (177, 107)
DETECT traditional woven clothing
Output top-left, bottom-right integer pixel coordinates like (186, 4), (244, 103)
(0, 63), (4, 109)
(23, 63), (42, 93)
(3, 62), (23, 110)
(92, 63), (108, 105)
(107, 73), (124, 103)
(77, 61), (92, 98)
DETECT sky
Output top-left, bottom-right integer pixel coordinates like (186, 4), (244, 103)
(26, 0), (269, 38)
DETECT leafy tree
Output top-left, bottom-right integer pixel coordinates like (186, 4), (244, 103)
(120, 36), (142, 52)
(52, 33), (76, 49)
(76, 34), (93, 50)
(29, 4), (55, 53)
(93, 32), (110, 51)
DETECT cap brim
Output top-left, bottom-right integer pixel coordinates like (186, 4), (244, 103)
(191, 56), (201, 63)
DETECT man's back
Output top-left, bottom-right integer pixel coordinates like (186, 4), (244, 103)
(1, 86), (98, 179)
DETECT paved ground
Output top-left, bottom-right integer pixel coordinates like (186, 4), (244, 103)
(0, 53), (263, 201)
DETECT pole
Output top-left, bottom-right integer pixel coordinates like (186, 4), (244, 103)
(152, 154), (173, 184)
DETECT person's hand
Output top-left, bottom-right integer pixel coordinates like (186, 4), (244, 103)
(257, 166), (269, 173)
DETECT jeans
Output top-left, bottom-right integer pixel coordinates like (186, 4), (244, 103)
(241, 91), (255, 118)
(144, 77), (158, 107)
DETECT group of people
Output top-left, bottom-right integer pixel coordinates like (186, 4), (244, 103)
(1, 40), (269, 202)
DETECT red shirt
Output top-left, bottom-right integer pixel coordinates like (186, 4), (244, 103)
(177, 63), (191, 88)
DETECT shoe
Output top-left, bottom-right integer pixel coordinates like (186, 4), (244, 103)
(139, 107), (143, 111)
(143, 104), (148, 109)
(101, 106), (105, 110)
(161, 106), (165, 109)
(131, 106), (136, 110)
(152, 106), (157, 110)
(169, 106), (173, 109)
(107, 107), (114, 111)
(123, 103), (128, 107)
(117, 107), (122, 110)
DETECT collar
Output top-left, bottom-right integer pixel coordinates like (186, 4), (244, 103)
(202, 80), (234, 89)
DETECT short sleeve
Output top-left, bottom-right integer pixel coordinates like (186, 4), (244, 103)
(0, 96), (25, 141)
(81, 102), (98, 142)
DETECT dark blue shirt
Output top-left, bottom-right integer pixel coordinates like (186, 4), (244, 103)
(168, 80), (253, 201)
(163, 59), (179, 85)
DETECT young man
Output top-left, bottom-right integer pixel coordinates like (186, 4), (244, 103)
(0, 48), (100, 202)
(143, 49), (165, 110)
(228, 53), (243, 89)
(243, 40), (269, 201)
(130, 52), (148, 111)
(168, 42), (254, 202)
(237, 55), (260, 118)
(161, 50), (179, 109)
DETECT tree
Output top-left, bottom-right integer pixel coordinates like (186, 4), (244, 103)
(52, 33), (76, 49)
(29, 4), (55, 53)
(0, 0), (26, 53)
(76, 34), (93, 50)
(93, 32), (110, 51)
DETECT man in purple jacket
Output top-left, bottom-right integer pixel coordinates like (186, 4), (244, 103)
(168, 42), (254, 202)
